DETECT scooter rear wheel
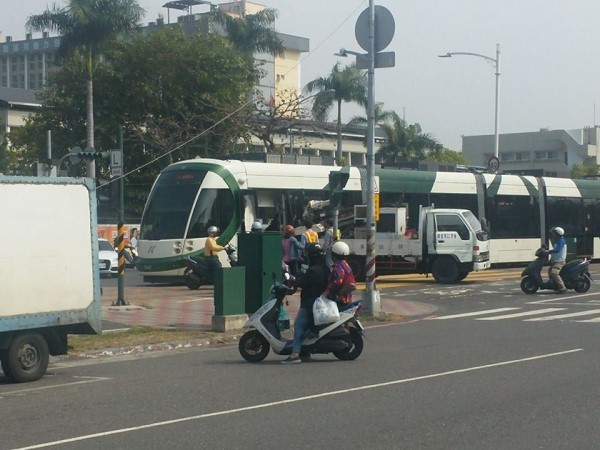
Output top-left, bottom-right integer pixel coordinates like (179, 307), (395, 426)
(333, 329), (363, 361)
(574, 276), (592, 293)
(520, 276), (539, 294)
(239, 330), (270, 363)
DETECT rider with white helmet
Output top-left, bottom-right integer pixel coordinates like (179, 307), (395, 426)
(548, 226), (567, 293)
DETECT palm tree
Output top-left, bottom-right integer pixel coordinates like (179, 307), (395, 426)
(304, 62), (367, 165)
(379, 116), (440, 164)
(210, 7), (284, 57)
(348, 102), (397, 128)
(27, 0), (145, 178)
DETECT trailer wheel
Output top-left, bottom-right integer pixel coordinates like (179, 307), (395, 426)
(432, 257), (459, 284)
(6, 332), (49, 383)
(348, 258), (365, 282)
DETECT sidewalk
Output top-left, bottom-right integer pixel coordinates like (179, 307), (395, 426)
(101, 284), (437, 331)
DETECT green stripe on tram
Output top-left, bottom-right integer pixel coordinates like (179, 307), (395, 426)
(375, 168), (437, 193)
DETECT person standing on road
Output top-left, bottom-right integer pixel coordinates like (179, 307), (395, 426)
(323, 219), (341, 269)
(547, 226), (567, 293)
(281, 243), (330, 364)
(282, 224), (303, 277)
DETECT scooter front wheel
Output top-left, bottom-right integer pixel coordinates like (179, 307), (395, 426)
(184, 272), (202, 290)
(574, 275), (592, 293)
(239, 330), (270, 363)
(334, 329), (363, 361)
(520, 276), (539, 294)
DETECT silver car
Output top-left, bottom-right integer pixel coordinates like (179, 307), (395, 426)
(98, 239), (118, 277)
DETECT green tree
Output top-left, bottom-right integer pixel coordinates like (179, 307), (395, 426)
(378, 115), (440, 164)
(304, 62), (367, 165)
(425, 147), (468, 165)
(571, 163), (600, 179)
(10, 28), (254, 219)
(210, 7), (284, 57)
(27, 0), (145, 178)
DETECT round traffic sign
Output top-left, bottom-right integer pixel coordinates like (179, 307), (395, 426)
(488, 156), (500, 172)
(355, 5), (395, 53)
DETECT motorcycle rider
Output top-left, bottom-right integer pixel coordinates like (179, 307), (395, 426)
(547, 226), (567, 293)
(205, 226), (226, 276)
(281, 242), (330, 364)
(323, 241), (356, 308)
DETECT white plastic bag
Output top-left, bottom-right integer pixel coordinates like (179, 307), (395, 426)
(313, 295), (340, 326)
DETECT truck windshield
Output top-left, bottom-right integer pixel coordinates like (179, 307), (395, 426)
(140, 170), (207, 240)
(462, 211), (489, 241)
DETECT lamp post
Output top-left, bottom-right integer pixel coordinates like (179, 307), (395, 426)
(439, 43), (501, 159)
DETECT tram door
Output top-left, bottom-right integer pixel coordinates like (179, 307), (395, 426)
(581, 201), (596, 258)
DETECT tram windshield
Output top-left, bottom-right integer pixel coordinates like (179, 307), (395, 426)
(140, 170), (234, 240)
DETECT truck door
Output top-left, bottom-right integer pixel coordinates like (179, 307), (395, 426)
(432, 213), (473, 263)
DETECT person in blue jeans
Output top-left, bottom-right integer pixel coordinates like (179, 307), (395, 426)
(281, 243), (330, 364)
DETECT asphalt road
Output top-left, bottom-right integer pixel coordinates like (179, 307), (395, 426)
(4, 268), (600, 449)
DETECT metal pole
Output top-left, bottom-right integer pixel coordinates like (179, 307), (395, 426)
(46, 130), (52, 177)
(115, 126), (127, 306)
(364, 0), (382, 316)
(493, 43), (500, 159)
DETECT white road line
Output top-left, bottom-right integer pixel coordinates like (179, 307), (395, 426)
(15, 349), (583, 450)
(524, 309), (600, 321)
(476, 308), (565, 320)
(576, 316), (600, 323)
(527, 292), (599, 304)
(177, 297), (212, 303)
(432, 307), (520, 320)
(0, 377), (111, 397)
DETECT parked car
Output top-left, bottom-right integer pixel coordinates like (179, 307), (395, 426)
(98, 238), (118, 277)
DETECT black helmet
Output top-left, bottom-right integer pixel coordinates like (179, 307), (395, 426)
(306, 242), (324, 259)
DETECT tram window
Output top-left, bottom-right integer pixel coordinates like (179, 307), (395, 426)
(584, 199), (600, 236)
(547, 197), (582, 236)
(430, 193), (478, 213)
(435, 214), (469, 240)
(488, 195), (539, 238)
(187, 188), (234, 238)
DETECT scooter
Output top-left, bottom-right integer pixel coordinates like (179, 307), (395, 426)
(520, 247), (592, 294)
(184, 245), (237, 290)
(238, 278), (365, 362)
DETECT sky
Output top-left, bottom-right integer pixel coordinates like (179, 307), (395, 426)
(3, 0), (600, 150)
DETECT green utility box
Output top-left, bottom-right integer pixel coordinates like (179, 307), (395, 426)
(214, 266), (246, 316)
(237, 232), (283, 313)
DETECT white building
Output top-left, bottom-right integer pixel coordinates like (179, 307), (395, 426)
(462, 127), (600, 177)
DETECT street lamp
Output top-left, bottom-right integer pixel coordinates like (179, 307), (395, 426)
(439, 43), (501, 160)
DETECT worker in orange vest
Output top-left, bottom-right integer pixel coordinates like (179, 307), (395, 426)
(300, 221), (319, 264)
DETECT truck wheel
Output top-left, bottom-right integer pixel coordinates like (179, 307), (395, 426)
(431, 257), (459, 284)
(458, 271), (469, 281)
(6, 332), (49, 383)
(348, 258), (365, 282)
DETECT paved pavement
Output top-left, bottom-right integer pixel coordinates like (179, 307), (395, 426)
(101, 283), (438, 330)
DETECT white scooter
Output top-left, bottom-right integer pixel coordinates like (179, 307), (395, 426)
(238, 278), (365, 362)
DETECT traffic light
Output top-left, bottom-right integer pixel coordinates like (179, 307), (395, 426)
(78, 151), (110, 160)
(329, 170), (350, 207)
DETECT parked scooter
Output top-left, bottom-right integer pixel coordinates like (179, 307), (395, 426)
(520, 246), (592, 294)
(238, 277), (364, 362)
(184, 245), (237, 290)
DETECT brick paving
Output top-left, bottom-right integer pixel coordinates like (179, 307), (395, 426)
(101, 284), (437, 330)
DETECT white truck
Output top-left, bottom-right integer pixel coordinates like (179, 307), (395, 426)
(347, 206), (491, 283)
(0, 176), (101, 382)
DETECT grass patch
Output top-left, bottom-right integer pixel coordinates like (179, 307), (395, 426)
(68, 327), (238, 353)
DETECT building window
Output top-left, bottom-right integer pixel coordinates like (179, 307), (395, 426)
(534, 150), (558, 160)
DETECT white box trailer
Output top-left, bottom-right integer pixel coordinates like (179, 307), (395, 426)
(0, 176), (101, 382)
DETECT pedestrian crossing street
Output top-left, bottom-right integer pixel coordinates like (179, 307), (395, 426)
(431, 306), (600, 323)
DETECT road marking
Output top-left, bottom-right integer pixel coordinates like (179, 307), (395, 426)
(576, 316), (600, 323)
(476, 308), (565, 320)
(15, 349), (583, 450)
(0, 376), (111, 397)
(524, 309), (600, 321)
(432, 307), (520, 320)
(177, 297), (211, 303)
(527, 292), (599, 304)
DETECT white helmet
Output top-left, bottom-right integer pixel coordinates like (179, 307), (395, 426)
(207, 226), (219, 235)
(332, 241), (350, 257)
(553, 226), (564, 236)
(251, 221), (262, 231)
